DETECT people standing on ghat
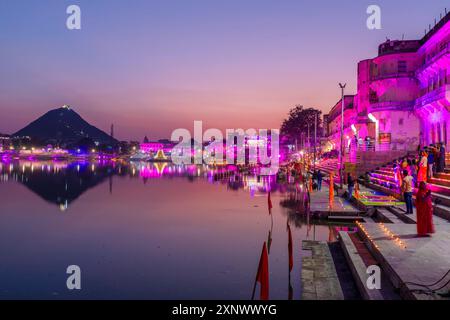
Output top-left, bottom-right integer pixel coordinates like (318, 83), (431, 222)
(312, 170), (317, 185)
(410, 159), (418, 186)
(347, 173), (354, 200)
(294, 162), (302, 182)
(401, 170), (414, 215)
(394, 160), (403, 189)
(364, 171), (371, 184)
(305, 170), (313, 192)
(437, 142), (446, 173)
(401, 158), (408, 170)
(415, 182), (435, 237)
(316, 170), (323, 191)
(427, 146), (435, 179)
(432, 145), (439, 176)
(418, 150), (428, 183)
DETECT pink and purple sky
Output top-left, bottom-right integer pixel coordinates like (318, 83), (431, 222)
(0, 0), (448, 140)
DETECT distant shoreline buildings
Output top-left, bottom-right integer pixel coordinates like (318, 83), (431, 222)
(324, 11), (449, 153)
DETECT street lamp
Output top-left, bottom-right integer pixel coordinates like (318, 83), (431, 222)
(339, 82), (346, 189)
(313, 110), (318, 172)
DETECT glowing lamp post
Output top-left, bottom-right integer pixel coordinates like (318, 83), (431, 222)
(313, 110), (318, 172)
(339, 83), (346, 189)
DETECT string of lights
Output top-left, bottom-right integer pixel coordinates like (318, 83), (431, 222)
(378, 223), (407, 249)
(355, 221), (380, 250)
(356, 221), (407, 249)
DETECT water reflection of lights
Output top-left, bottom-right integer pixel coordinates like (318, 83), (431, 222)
(1, 160), (266, 193)
(59, 200), (69, 212)
(138, 163), (169, 178)
(244, 176), (265, 190)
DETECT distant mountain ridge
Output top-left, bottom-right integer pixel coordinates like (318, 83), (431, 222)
(13, 105), (117, 146)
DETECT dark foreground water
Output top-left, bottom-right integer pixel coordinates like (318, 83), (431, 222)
(0, 160), (344, 299)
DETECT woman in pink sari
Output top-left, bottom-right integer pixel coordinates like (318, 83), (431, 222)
(415, 182), (435, 237)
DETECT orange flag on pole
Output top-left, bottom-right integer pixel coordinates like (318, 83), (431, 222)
(256, 242), (270, 300)
(268, 192), (273, 215)
(354, 181), (360, 199)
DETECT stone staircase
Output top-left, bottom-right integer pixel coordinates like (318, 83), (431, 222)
(362, 152), (450, 221)
(314, 149), (413, 186)
(313, 159), (341, 186)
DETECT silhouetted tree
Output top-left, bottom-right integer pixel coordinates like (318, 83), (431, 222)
(280, 105), (323, 144)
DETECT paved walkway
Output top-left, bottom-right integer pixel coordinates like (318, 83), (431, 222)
(360, 222), (450, 300)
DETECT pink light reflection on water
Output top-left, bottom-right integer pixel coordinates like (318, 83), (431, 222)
(0, 160), (341, 299)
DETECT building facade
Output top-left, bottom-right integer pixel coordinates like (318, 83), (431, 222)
(325, 12), (449, 153)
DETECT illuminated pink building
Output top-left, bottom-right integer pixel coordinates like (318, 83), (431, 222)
(140, 142), (164, 153)
(324, 95), (357, 151)
(415, 17), (450, 146)
(325, 12), (449, 153)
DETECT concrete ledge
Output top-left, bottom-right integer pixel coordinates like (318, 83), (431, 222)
(357, 225), (416, 300)
(434, 204), (450, 221)
(301, 241), (344, 300)
(339, 232), (384, 300)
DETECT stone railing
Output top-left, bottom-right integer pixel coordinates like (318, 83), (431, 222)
(369, 100), (415, 111)
(415, 84), (449, 107)
(370, 71), (415, 82)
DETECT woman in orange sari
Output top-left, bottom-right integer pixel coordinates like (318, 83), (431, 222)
(417, 151), (428, 183)
(415, 182), (435, 237)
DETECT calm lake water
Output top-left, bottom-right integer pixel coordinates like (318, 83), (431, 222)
(0, 160), (342, 299)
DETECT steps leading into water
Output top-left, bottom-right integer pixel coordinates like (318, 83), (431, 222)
(338, 231), (400, 300)
(360, 151), (450, 222)
(301, 240), (345, 300)
(338, 232), (384, 300)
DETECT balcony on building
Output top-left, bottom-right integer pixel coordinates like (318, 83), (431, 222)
(369, 100), (415, 111)
(416, 83), (450, 108)
(325, 95), (356, 125)
(417, 42), (450, 74)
